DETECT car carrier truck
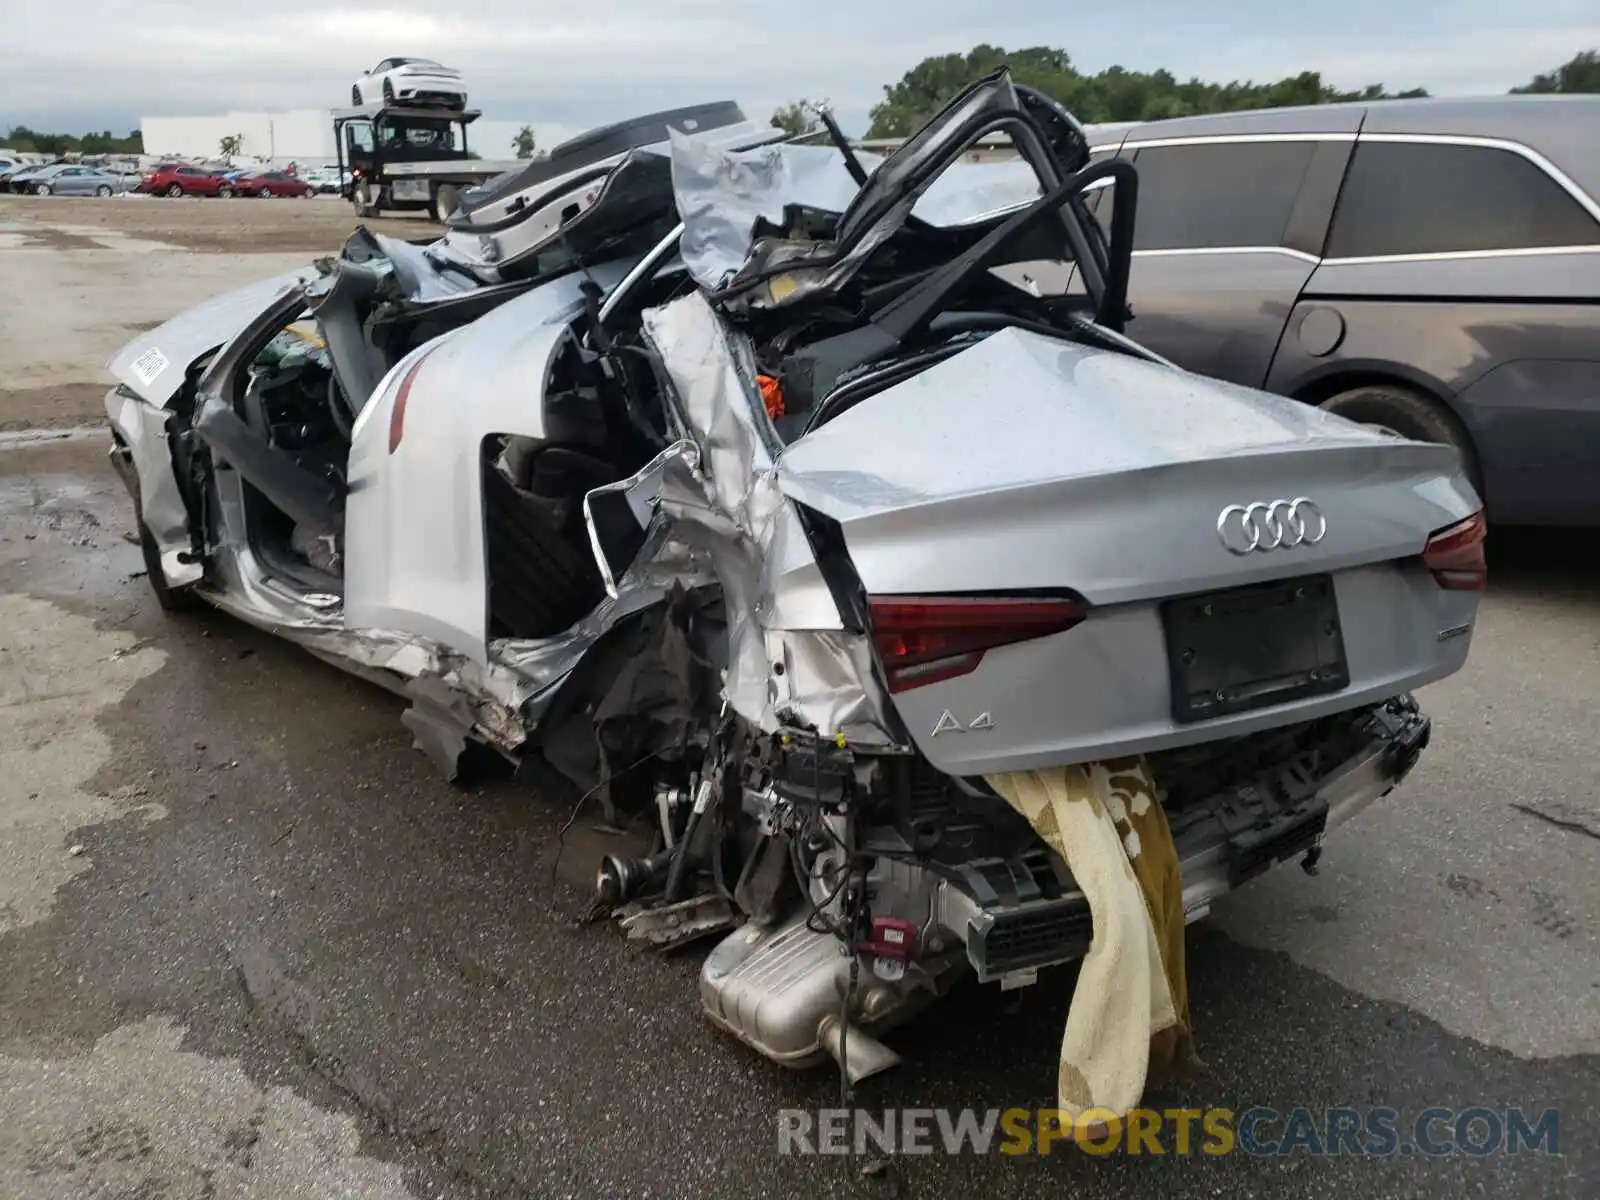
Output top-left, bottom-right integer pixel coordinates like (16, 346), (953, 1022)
(331, 103), (521, 222)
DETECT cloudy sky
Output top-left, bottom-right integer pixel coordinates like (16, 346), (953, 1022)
(9, 0), (1599, 141)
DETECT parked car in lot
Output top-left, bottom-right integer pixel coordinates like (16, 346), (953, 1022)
(21, 164), (131, 196)
(104, 74), (1478, 1083)
(1082, 95), (1600, 526)
(138, 163), (237, 198)
(351, 56), (467, 109)
(6, 160), (67, 193)
(302, 166), (349, 194)
(238, 170), (316, 198)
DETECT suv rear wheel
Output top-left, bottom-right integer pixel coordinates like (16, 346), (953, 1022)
(1318, 383), (1483, 496)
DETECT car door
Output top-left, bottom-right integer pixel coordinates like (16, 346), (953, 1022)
(1276, 134), (1600, 524)
(1103, 136), (1354, 388)
(343, 260), (638, 662)
(368, 59), (396, 96)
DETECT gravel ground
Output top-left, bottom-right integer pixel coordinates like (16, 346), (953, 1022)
(0, 194), (433, 431)
(0, 199), (1595, 1199)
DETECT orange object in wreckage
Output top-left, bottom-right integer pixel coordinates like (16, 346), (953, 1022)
(757, 374), (785, 418)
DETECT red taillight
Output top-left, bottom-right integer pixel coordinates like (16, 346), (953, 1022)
(1421, 511), (1487, 590)
(387, 349), (435, 454)
(868, 595), (1085, 693)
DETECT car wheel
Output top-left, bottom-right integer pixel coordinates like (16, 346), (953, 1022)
(383, 79), (395, 104)
(34, 183), (50, 196)
(165, 183), (184, 197)
(1318, 383), (1483, 496)
(433, 183), (460, 223)
(218, 185), (234, 199)
(95, 184), (112, 197)
(135, 519), (201, 613)
(352, 84), (364, 105)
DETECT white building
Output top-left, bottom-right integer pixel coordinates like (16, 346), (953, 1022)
(141, 110), (540, 167)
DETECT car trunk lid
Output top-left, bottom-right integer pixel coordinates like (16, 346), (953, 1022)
(775, 327), (1474, 607)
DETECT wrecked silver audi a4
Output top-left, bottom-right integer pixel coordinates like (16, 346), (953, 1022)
(104, 73), (1482, 1081)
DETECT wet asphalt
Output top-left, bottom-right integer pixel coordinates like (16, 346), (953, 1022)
(1, 439), (1595, 1199)
(0, 199), (1595, 1198)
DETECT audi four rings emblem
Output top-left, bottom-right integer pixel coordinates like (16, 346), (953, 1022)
(1216, 498), (1328, 554)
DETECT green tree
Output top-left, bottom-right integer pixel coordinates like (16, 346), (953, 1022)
(218, 132), (242, 158)
(770, 100), (819, 136)
(1511, 49), (1600, 94)
(865, 46), (1428, 137)
(511, 124), (537, 159)
(4, 125), (142, 156)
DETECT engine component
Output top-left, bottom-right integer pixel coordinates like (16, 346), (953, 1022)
(699, 910), (956, 1077)
(596, 849), (674, 907)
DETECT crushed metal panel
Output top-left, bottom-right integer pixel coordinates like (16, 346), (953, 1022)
(636, 292), (896, 745)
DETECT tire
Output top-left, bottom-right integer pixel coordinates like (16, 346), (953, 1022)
(34, 183), (50, 196)
(352, 84), (364, 105)
(95, 185), (112, 197)
(165, 183), (184, 198)
(136, 519), (201, 613)
(218, 185), (234, 199)
(433, 183), (460, 223)
(1318, 383), (1483, 495)
(383, 80), (395, 105)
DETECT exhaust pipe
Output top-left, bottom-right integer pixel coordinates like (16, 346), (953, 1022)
(818, 1014), (902, 1084)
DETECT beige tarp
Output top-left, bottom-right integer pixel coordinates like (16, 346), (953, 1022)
(985, 757), (1198, 1126)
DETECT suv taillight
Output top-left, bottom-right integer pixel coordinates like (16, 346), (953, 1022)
(1421, 512), (1487, 590)
(868, 595), (1085, 693)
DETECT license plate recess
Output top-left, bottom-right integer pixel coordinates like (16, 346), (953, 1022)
(1163, 573), (1350, 724)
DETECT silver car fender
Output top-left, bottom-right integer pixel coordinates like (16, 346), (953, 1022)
(105, 387), (202, 589)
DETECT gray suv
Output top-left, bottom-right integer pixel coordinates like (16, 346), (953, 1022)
(1082, 96), (1600, 526)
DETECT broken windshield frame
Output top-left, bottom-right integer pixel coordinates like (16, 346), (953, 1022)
(688, 70), (1124, 323)
(874, 154), (1139, 344)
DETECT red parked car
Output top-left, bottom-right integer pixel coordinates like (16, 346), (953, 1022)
(239, 170), (317, 199)
(138, 164), (235, 198)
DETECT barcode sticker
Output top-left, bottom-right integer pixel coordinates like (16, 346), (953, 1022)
(129, 346), (169, 388)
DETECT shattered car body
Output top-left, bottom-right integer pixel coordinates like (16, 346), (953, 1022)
(439, 102), (776, 284)
(106, 73), (1482, 1081)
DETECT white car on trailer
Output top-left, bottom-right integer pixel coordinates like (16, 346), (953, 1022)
(352, 57), (468, 109)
